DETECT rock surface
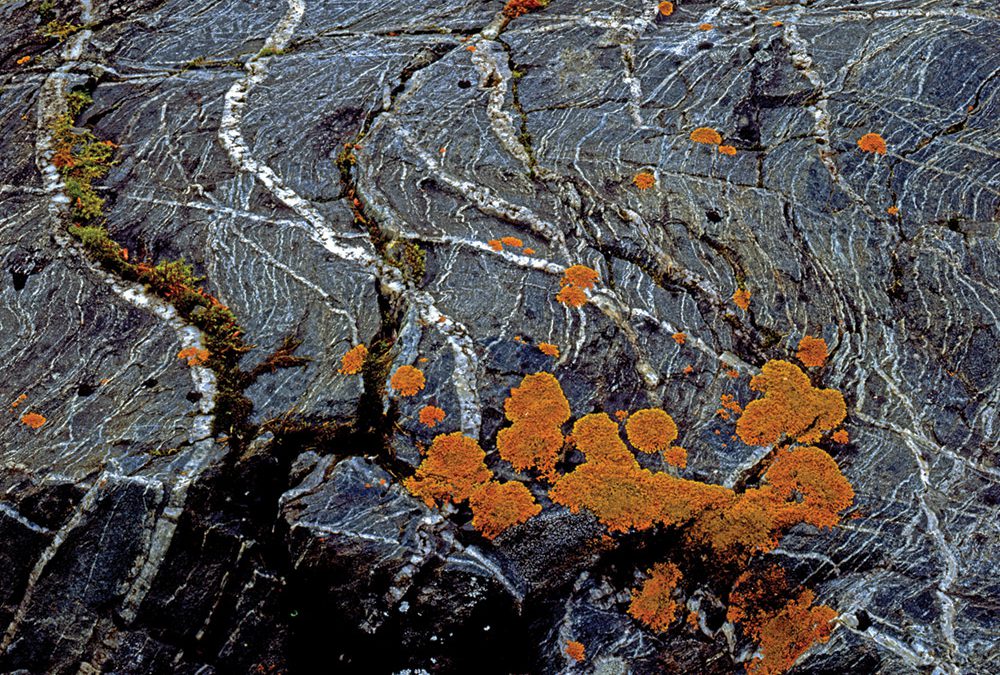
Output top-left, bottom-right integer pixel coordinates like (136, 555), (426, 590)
(1, 0), (998, 673)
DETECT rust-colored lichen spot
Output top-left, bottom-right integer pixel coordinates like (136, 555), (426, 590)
(10, 393), (27, 409)
(796, 335), (829, 368)
(487, 239), (503, 251)
(338, 344), (367, 375)
(177, 346), (210, 366)
(682, 365), (694, 374)
(20, 412), (46, 429)
(716, 393), (743, 421)
(418, 405), (445, 428)
(628, 562), (683, 632)
(887, 206), (899, 216)
(736, 360), (846, 446)
(857, 132), (887, 155)
(672, 332), (686, 345)
(831, 429), (849, 444)
(718, 144), (737, 156)
(633, 171), (656, 190)
(614, 409), (629, 421)
(690, 127), (723, 144)
(561, 265), (600, 290)
(469, 480), (541, 539)
(728, 568), (837, 675)
(626, 408), (678, 453)
(687, 610), (700, 629)
(497, 372), (571, 480)
(658, 1), (674, 16)
(523, 247), (536, 255)
(771, 20), (783, 26)
(390, 365), (426, 397)
(501, 236), (523, 247)
(733, 288), (751, 310)
(502, 0), (548, 19)
(556, 284), (588, 308)
(16, 55), (31, 66)
(565, 640), (586, 662)
(699, 23), (714, 30)
(662, 446), (688, 469)
(765, 445), (855, 528)
(538, 342), (560, 358)
(404, 432), (492, 506)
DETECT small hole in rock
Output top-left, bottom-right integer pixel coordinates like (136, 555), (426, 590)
(12, 271), (28, 291)
(186, 391), (203, 403)
(697, 42), (714, 50)
(856, 610), (872, 630)
(142, 378), (158, 388)
(457, 79), (472, 89)
(77, 382), (96, 397)
(706, 210), (722, 223)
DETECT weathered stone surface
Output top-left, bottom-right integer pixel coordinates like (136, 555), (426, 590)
(1, 0), (998, 672)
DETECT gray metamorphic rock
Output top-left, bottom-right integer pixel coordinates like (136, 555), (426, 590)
(1, 0), (998, 673)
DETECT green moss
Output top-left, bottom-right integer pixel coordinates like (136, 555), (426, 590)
(39, 19), (81, 40)
(66, 90), (92, 117)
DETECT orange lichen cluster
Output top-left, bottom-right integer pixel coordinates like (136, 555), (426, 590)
(468, 480), (541, 539)
(733, 288), (751, 310)
(177, 346), (210, 366)
(771, 20), (783, 26)
(662, 446), (688, 468)
(501, 236), (524, 247)
(628, 563), (683, 632)
(614, 409), (629, 421)
(418, 405), (445, 428)
(16, 55), (31, 66)
(557, 264), (599, 308)
(633, 171), (656, 190)
(20, 412), (46, 429)
(857, 132), (887, 155)
(390, 365), (426, 397)
(658, 1), (674, 16)
(338, 344), (367, 375)
(699, 23), (714, 30)
(716, 394), (743, 421)
(550, 412), (731, 532)
(565, 640), (586, 662)
(728, 568), (837, 675)
(487, 239), (503, 251)
(626, 408), (678, 453)
(719, 144), (738, 156)
(496, 372), (571, 480)
(538, 342), (560, 357)
(405, 432), (540, 539)
(502, 0), (548, 19)
(523, 247), (536, 255)
(735, 360), (846, 446)
(672, 332), (686, 345)
(10, 393), (27, 409)
(887, 206), (899, 216)
(831, 429), (849, 444)
(796, 336), (828, 367)
(690, 127), (723, 144)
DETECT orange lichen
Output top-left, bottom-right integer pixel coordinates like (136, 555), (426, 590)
(466, 45), (477, 52)
(10, 393), (27, 409)
(16, 55), (31, 66)
(887, 206), (899, 216)
(718, 144), (737, 156)
(487, 239), (503, 251)
(418, 405), (446, 428)
(658, 1), (674, 17)
(771, 20), (783, 26)
(831, 429), (849, 444)
(683, 365), (694, 374)
(497, 372), (571, 479)
(729, 569), (837, 675)
(469, 480), (541, 539)
(687, 610), (700, 629)
(628, 563), (683, 632)
(796, 336), (829, 367)
(565, 640), (586, 662)
(20, 412), (46, 429)
(727, 368), (740, 378)
(733, 288), (751, 310)
(633, 171), (656, 190)
(561, 265), (600, 290)
(690, 127), (723, 144)
(556, 284), (588, 308)
(177, 346), (210, 366)
(614, 409), (629, 421)
(672, 332), (686, 345)
(538, 342), (560, 357)
(523, 247), (535, 255)
(404, 432), (492, 506)
(663, 446), (688, 469)
(857, 132), (887, 155)
(501, 236), (524, 247)
(716, 393), (743, 421)
(626, 408), (678, 453)
(736, 360), (846, 446)
(502, 0), (548, 18)
(339, 344), (367, 374)
(765, 446), (854, 528)
(699, 23), (714, 30)
(390, 365), (426, 397)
